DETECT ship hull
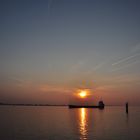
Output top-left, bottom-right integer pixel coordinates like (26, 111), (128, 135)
(68, 105), (104, 109)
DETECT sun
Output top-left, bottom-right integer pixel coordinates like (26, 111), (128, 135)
(79, 91), (87, 98)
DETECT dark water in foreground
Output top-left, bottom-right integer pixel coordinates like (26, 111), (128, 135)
(0, 106), (140, 140)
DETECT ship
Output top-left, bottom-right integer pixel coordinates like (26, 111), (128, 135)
(68, 101), (105, 109)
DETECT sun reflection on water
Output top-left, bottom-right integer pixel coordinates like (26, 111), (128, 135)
(79, 108), (88, 140)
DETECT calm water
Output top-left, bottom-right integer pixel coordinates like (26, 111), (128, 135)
(0, 106), (140, 140)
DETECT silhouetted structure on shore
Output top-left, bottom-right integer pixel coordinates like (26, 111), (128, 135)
(98, 101), (105, 109)
(126, 102), (128, 113)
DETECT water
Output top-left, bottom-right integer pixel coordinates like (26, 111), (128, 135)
(0, 106), (140, 140)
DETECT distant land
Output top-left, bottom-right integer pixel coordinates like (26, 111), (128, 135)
(0, 102), (67, 106)
(1, 102), (138, 106)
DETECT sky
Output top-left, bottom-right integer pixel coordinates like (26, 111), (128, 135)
(0, 0), (140, 105)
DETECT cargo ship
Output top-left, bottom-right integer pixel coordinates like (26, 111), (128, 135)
(68, 101), (105, 109)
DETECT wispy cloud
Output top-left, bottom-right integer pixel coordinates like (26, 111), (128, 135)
(112, 53), (140, 66)
(85, 62), (106, 75)
(40, 84), (71, 93)
(95, 85), (118, 91)
(130, 43), (140, 53)
(71, 61), (84, 71)
(47, 0), (53, 16)
(92, 63), (105, 71)
(111, 60), (140, 72)
(9, 77), (32, 87)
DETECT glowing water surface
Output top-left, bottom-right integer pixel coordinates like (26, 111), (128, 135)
(0, 106), (140, 140)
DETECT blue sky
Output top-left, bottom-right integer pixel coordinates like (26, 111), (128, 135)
(1, 0), (140, 105)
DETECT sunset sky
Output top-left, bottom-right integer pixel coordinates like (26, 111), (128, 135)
(1, 0), (140, 105)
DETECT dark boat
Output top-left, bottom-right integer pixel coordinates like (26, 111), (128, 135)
(68, 101), (105, 109)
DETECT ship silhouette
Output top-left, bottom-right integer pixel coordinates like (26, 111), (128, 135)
(69, 100), (105, 109)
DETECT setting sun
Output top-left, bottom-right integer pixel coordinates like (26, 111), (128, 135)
(79, 91), (87, 98)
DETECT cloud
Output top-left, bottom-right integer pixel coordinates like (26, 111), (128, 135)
(94, 85), (118, 92)
(71, 61), (85, 71)
(47, 0), (53, 16)
(111, 60), (140, 72)
(40, 84), (71, 93)
(130, 43), (140, 53)
(92, 63), (105, 71)
(9, 77), (32, 87)
(112, 53), (140, 66)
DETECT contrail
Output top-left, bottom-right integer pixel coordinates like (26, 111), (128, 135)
(48, 0), (53, 17)
(111, 60), (139, 72)
(131, 43), (140, 53)
(112, 53), (140, 66)
(83, 62), (106, 75)
(92, 63), (105, 71)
